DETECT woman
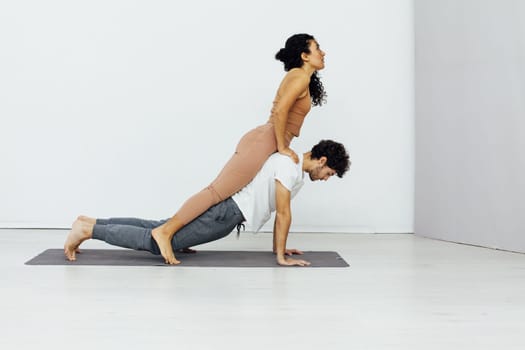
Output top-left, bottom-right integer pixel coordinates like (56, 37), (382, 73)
(152, 33), (326, 264)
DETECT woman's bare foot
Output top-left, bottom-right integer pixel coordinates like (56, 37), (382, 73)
(64, 218), (93, 261)
(151, 226), (180, 265)
(78, 215), (96, 225)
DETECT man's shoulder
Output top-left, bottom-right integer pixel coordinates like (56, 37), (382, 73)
(264, 153), (300, 176)
(267, 153), (296, 167)
(267, 153), (304, 194)
(265, 153), (302, 183)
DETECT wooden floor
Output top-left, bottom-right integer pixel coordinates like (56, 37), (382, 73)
(1, 229), (524, 349)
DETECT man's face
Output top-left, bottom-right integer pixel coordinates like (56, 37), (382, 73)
(308, 165), (337, 182)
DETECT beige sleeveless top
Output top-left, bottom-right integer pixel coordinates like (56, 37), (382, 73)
(269, 91), (311, 137)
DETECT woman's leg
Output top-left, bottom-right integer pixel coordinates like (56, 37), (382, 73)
(152, 123), (279, 264)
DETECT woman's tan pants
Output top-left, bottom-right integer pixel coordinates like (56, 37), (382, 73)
(176, 122), (290, 225)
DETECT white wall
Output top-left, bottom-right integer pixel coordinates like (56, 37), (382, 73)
(0, 0), (414, 233)
(415, 0), (525, 252)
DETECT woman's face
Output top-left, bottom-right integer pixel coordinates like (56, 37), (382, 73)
(304, 40), (326, 70)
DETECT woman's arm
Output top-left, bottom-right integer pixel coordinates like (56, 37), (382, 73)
(271, 70), (310, 163)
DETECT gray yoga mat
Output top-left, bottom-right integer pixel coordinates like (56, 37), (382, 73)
(25, 249), (349, 267)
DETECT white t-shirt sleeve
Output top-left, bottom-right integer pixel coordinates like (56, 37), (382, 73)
(273, 156), (299, 192)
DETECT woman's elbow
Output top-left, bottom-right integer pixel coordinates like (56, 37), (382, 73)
(276, 209), (291, 220)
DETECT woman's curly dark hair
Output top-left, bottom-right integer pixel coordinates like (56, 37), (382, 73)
(275, 33), (327, 106)
(311, 140), (350, 178)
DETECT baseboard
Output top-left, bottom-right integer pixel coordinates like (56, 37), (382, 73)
(0, 222), (70, 229)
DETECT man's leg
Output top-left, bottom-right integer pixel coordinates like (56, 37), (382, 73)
(64, 218), (96, 261)
(64, 216), (166, 261)
(83, 216), (204, 252)
(79, 216), (166, 228)
(64, 198), (245, 263)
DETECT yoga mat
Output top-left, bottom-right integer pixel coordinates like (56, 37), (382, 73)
(25, 249), (349, 267)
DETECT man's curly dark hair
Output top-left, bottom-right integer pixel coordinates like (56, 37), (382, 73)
(311, 140), (350, 178)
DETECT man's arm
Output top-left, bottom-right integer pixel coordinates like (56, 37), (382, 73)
(273, 180), (310, 266)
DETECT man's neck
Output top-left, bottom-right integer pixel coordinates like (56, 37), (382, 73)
(302, 152), (312, 172)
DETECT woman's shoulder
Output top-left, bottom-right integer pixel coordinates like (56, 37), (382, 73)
(279, 69), (310, 91)
(285, 68), (310, 80)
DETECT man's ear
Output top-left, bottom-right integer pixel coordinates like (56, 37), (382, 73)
(318, 156), (327, 167)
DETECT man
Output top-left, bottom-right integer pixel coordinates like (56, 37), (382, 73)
(64, 140), (350, 266)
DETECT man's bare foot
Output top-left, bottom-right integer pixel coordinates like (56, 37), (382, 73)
(64, 219), (93, 261)
(151, 227), (180, 264)
(74, 216), (96, 253)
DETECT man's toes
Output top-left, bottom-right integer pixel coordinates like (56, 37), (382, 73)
(65, 250), (76, 261)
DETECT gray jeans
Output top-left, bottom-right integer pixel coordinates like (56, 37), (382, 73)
(92, 198), (245, 255)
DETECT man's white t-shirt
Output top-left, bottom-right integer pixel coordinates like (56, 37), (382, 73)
(232, 153), (305, 232)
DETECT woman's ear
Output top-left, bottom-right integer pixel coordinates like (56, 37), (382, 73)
(301, 52), (309, 62)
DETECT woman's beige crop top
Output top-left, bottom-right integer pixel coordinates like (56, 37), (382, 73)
(269, 91), (311, 137)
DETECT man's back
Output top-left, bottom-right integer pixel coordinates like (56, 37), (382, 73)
(232, 153), (304, 232)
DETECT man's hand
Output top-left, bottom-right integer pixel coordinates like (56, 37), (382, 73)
(284, 248), (303, 256)
(277, 257), (311, 267)
(272, 248), (304, 256)
(272, 180), (308, 266)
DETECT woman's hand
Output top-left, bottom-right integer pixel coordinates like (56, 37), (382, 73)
(279, 147), (299, 164)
